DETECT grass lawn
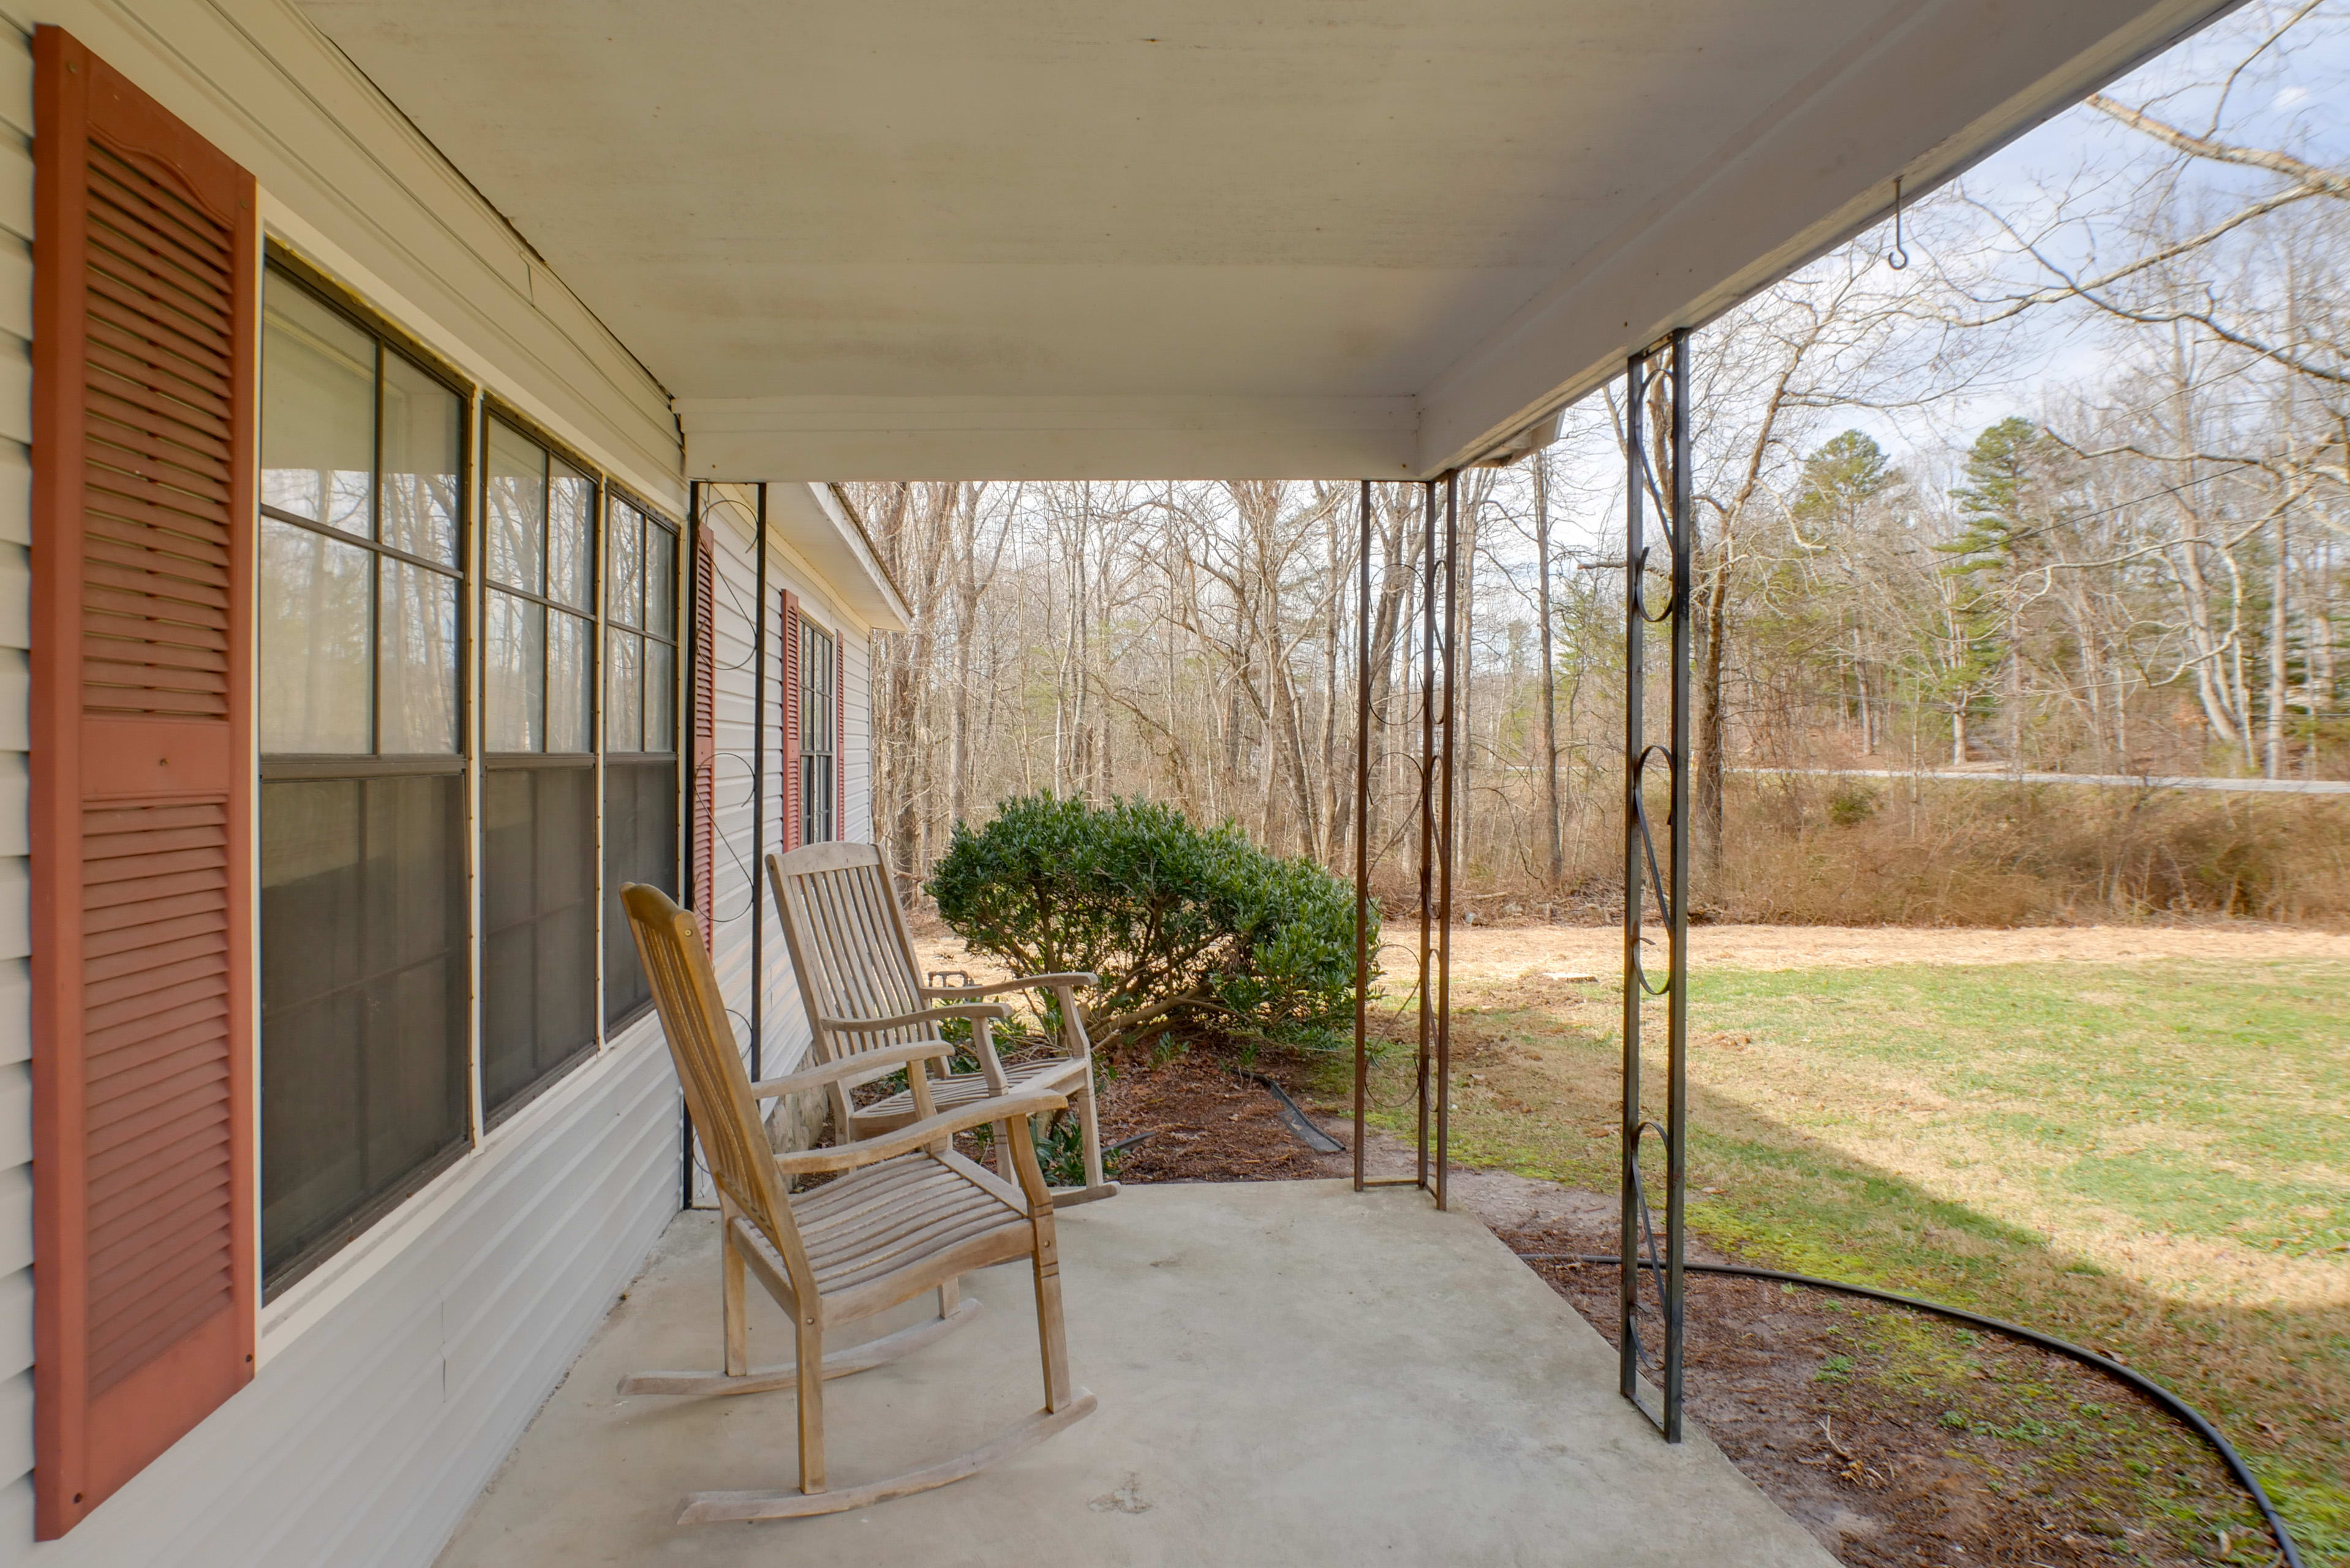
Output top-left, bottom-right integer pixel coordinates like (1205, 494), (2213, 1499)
(1347, 956), (2350, 1564)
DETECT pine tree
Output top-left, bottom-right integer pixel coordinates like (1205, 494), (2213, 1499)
(1792, 429), (1895, 535)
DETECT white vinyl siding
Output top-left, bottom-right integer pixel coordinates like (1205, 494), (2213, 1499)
(841, 628), (873, 844)
(7, 1028), (674, 1564)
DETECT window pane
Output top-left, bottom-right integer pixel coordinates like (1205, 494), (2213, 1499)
(378, 562), (459, 753)
(483, 764), (598, 1115)
(644, 523), (676, 638)
(609, 504), (644, 630)
(646, 641), (674, 752)
(547, 610), (592, 753)
(486, 422), (544, 593)
(548, 459), (594, 611)
(608, 630), (642, 753)
(261, 773), (467, 1287)
(262, 276), (374, 535)
(262, 518), (372, 753)
(803, 753), (836, 845)
(802, 627), (835, 754)
(602, 758), (677, 1027)
(484, 590), (544, 752)
(380, 354), (461, 567)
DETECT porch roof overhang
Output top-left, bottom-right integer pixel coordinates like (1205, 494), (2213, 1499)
(299, 0), (2233, 481)
(783, 483), (912, 633)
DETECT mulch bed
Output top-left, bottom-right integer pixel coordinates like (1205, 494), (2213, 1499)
(1090, 1056), (1332, 1182)
(1087, 1048), (2273, 1568)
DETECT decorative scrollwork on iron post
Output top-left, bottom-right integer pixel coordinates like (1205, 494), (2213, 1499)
(1351, 478), (1450, 1202)
(1620, 329), (1692, 1441)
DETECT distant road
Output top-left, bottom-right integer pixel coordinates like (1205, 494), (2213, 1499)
(1733, 766), (2350, 797)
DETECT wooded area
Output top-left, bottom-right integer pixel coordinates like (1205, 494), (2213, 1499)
(848, 2), (2350, 924)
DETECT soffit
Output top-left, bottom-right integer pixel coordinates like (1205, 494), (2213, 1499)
(297, 0), (2235, 477)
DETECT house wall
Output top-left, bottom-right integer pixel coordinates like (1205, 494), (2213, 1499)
(696, 483), (879, 1194)
(0, 3), (879, 1562)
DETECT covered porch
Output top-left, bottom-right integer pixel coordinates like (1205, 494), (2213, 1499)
(0, 0), (2265, 1558)
(435, 1180), (1832, 1566)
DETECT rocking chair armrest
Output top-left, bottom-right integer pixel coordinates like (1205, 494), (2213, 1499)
(922, 972), (1099, 999)
(816, 1001), (1013, 1035)
(744, 1038), (958, 1100)
(771, 1087), (1071, 1175)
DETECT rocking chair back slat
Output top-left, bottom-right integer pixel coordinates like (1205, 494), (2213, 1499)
(622, 883), (809, 1284)
(770, 845), (932, 1068)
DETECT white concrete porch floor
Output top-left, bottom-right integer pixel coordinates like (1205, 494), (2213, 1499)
(435, 1180), (1836, 1567)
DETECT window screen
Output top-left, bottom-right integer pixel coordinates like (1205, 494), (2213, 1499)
(603, 497), (679, 1025)
(483, 417), (598, 1118)
(800, 622), (836, 845)
(260, 775), (467, 1281)
(258, 266), (469, 1291)
(483, 764), (598, 1111)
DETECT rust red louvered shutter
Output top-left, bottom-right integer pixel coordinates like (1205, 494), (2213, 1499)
(691, 531), (716, 949)
(779, 589), (802, 851)
(29, 28), (257, 1537)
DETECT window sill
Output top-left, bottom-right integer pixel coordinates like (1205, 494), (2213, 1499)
(256, 1009), (671, 1365)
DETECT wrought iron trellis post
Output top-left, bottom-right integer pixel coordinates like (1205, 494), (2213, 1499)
(682, 478), (701, 1211)
(1354, 480), (1372, 1189)
(1415, 480), (1437, 1191)
(1351, 477), (1450, 1200)
(750, 482), (769, 1079)
(1435, 472), (1458, 1212)
(1620, 329), (1692, 1439)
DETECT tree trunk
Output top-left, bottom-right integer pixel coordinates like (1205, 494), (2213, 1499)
(1695, 535), (1730, 860)
(2267, 507), (2288, 779)
(1532, 454), (1565, 888)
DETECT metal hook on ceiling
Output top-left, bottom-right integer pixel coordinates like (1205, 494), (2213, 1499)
(1886, 175), (1910, 271)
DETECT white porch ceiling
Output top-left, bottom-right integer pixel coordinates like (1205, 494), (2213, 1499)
(298, 0), (2234, 480)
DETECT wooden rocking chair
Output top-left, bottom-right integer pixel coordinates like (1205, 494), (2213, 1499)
(618, 883), (1095, 1523)
(766, 842), (1118, 1205)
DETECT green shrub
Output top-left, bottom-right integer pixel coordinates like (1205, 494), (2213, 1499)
(927, 793), (1366, 1055)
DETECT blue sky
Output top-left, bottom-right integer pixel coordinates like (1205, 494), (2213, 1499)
(1810, 0), (2350, 477)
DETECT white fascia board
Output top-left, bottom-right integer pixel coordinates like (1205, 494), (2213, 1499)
(677, 395), (1418, 482)
(766, 481), (911, 633)
(699, 481), (908, 634)
(1414, 0), (2245, 475)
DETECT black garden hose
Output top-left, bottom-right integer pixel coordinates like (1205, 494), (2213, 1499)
(1512, 1252), (2303, 1568)
(1240, 1069), (1347, 1154)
